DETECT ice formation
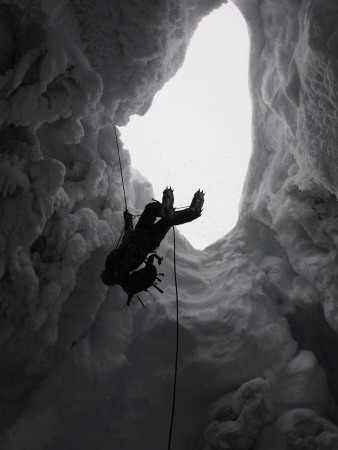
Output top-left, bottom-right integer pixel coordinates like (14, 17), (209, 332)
(1, 0), (338, 449)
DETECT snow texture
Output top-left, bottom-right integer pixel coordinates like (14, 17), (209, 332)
(1, 0), (338, 449)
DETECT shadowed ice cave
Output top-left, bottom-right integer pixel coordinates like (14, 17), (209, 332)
(1, 1), (338, 449)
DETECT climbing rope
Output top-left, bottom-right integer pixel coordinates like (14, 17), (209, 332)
(114, 125), (131, 248)
(168, 226), (179, 450)
(115, 226), (125, 249)
(113, 125), (180, 446)
(114, 125), (128, 210)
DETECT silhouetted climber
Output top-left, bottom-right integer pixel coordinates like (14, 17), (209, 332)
(101, 187), (204, 305)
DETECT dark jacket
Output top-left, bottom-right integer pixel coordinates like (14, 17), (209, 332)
(101, 228), (146, 286)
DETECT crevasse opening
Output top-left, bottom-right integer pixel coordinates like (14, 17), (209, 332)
(120, 2), (251, 249)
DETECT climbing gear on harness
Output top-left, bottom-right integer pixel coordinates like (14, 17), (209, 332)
(122, 254), (163, 306)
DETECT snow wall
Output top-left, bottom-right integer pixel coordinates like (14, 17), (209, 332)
(1, 0), (338, 449)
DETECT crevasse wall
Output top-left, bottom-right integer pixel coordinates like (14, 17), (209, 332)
(1, 0), (338, 449)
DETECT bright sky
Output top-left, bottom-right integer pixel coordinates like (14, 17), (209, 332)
(120, 2), (251, 249)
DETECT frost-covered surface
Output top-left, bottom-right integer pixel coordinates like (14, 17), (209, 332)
(1, 0), (338, 449)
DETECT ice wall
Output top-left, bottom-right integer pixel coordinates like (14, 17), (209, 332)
(1, 0), (338, 449)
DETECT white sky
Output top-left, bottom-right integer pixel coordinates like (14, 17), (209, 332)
(120, 2), (251, 249)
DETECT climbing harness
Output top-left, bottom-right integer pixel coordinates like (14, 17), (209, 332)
(168, 226), (179, 450)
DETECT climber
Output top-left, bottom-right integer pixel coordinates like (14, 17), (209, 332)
(101, 187), (204, 304)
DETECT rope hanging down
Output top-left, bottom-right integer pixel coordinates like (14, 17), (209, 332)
(113, 125), (180, 447)
(114, 126), (128, 210)
(168, 226), (180, 450)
